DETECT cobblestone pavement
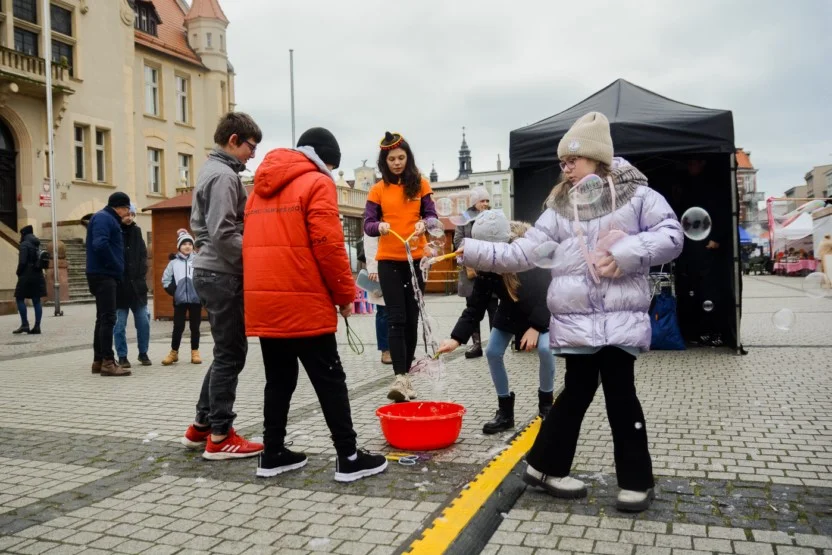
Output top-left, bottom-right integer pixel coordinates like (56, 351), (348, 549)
(0, 276), (830, 554)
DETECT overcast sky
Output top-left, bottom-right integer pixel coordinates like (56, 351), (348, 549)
(220, 0), (831, 198)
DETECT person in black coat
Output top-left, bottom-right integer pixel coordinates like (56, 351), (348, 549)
(13, 225), (47, 334)
(113, 204), (151, 368)
(439, 211), (556, 434)
(86, 192), (132, 377)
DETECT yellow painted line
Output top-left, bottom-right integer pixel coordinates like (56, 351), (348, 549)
(406, 418), (541, 555)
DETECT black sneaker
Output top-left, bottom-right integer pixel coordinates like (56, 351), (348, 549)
(118, 357), (132, 369)
(334, 449), (388, 483)
(256, 445), (308, 477)
(138, 353), (152, 366)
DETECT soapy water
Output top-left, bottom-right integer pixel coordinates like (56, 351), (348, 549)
(771, 308), (795, 331)
(533, 241), (558, 269)
(435, 197), (453, 217)
(803, 272), (830, 299)
(681, 207), (712, 241)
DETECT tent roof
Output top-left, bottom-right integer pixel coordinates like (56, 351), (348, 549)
(510, 79), (735, 168)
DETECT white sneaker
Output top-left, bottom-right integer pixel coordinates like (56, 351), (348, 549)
(616, 488), (655, 512)
(387, 375), (409, 402)
(522, 464), (587, 499)
(404, 375), (417, 400)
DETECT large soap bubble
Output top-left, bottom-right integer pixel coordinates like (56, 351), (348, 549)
(681, 207), (712, 241)
(803, 272), (830, 299)
(424, 217), (445, 238)
(771, 308), (795, 331)
(435, 197), (453, 217)
(569, 174), (606, 206)
(533, 241), (558, 269)
(702, 300), (714, 312)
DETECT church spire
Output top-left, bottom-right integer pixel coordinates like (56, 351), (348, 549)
(456, 126), (472, 180)
(429, 163), (438, 183)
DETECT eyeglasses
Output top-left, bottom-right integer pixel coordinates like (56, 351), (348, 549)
(559, 158), (580, 171)
(244, 140), (258, 153)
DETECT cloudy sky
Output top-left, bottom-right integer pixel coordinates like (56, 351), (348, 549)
(220, 0), (831, 198)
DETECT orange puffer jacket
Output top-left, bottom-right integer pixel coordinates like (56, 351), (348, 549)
(243, 148), (355, 338)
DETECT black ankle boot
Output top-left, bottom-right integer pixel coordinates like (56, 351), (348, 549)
(27, 324), (41, 335)
(465, 333), (483, 359)
(538, 389), (554, 419)
(12, 324), (29, 334)
(483, 392), (515, 434)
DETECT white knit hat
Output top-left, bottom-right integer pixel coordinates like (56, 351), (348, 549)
(176, 228), (194, 250)
(557, 112), (613, 166)
(472, 210), (511, 243)
(468, 186), (491, 208)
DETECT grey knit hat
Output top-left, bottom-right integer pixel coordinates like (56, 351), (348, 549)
(557, 111), (613, 166)
(472, 210), (511, 243)
(468, 186), (491, 209)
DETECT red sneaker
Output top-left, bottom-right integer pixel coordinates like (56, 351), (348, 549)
(203, 429), (264, 460)
(181, 424), (211, 449)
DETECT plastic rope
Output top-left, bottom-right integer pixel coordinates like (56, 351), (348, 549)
(343, 316), (364, 355)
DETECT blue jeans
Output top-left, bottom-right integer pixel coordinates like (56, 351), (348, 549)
(485, 327), (555, 397)
(375, 305), (389, 352)
(16, 297), (42, 327)
(114, 304), (150, 359)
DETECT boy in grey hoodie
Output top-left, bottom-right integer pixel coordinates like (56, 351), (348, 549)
(182, 112), (265, 460)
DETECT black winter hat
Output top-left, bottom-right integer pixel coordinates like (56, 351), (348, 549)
(19, 225), (33, 237)
(297, 127), (341, 169)
(108, 191), (131, 209)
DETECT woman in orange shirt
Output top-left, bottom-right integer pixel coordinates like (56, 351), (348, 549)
(364, 132), (437, 402)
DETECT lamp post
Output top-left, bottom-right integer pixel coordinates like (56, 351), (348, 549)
(43, 0), (62, 316)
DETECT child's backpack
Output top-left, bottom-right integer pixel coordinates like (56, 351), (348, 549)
(35, 248), (50, 270)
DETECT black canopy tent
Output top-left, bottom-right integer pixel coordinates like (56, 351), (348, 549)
(509, 79), (744, 352)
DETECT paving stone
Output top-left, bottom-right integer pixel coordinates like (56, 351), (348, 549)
(794, 534), (832, 549)
(557, 537), (594, 552)
(752, 530), (795, 544)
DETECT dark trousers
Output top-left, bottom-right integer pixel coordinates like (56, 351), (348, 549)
(378, 260), (425, 375)
(87, 274), (118, 361)
(526, 347), (654, 491)
(193, 270), (247, 435)
(172, 303), (202, 350)
(469, 294), (498, 344)
(260, 334), (357, 457)
(16, 297), (42, 327)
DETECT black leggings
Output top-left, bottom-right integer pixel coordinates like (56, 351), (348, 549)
(172, 303), (202, 351)
(378, 259), (425, 375)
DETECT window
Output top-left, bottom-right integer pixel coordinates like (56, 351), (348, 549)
(175, 75), (189, 123)
(74, 125), (85, 180)
(14, 28), (38, 56)
(133, 2), (158, 36)
(147, 148), (162, 194)
(178, 154), (192, 188)
(206, 32), (212, 48)
(13, 0), (37, 23)
(493, 194), (503, 209)
(220, 33), (225, 52)
(95, 130), (108, 183)
(50, 4), (71, 35)
(144, 66), (159, 116)
(456, 197), (466, 214)
(51, 40), (73, 75)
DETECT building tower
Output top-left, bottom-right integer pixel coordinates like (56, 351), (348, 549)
(456, 127), (472, 180)
(429, 163), (438, 183)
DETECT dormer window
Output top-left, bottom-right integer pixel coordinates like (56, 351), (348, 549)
(133, 0), (161, 37)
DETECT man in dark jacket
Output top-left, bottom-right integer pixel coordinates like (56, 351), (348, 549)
(114, 204), (151, 368)
(13, 225), (47, 335)
(87, 192), (132, 377)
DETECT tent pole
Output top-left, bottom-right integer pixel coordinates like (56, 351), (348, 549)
(730, 152), (743, 354)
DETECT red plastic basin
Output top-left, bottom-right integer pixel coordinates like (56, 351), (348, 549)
(376, 401), (466, 451)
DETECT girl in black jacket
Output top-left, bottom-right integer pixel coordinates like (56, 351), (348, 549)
(438, 211), (555, 434)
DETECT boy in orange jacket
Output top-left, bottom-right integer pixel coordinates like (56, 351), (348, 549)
(243, 128), (387, 482)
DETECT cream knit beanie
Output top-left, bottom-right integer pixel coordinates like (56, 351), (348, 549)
(557, 112), (613, 166)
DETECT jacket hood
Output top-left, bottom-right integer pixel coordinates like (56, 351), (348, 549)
(209, 148), (247, 173)
(253, 147), (333, 199)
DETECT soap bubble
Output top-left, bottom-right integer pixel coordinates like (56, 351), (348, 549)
(425, 217), (445, 238)
(533, 242), (558, 269)
(681, 207), (712, 241)
(435, 197), (453, 217)
(450, 214), (473, 227)
(802, 272), (830, 299)
(408, 235), (420, 249)
(634, 422), (643, 430)
(430, 236), (446, 249)
(569, 174), (606, 206)
(702, 300), (714, 312)
(771, 308), (795, 331)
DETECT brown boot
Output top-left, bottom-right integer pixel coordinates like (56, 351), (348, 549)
(161, 350), (178, 366)
(191, 350), (202, 364)
(91, 360), (102, 374)
(381, 351), (392, 365)
(101, 359), (131, 377)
